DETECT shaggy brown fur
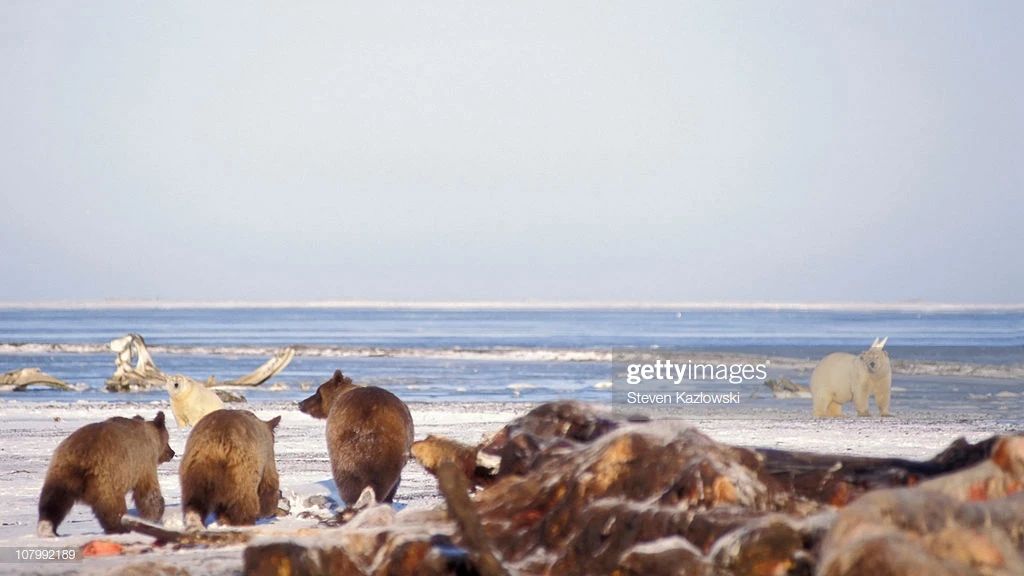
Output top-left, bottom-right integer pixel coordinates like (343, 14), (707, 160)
(411, 435), (480, 481)
(179, 409), (281, 529)
(37, 412), (174, 536)
(298, 370), (414, 504)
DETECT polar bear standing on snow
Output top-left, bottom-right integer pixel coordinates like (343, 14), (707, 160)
(811, 337), (892, 418)
(166, 375), (224, 428)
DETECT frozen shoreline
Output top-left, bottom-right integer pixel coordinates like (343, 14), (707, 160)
(3, 342), (1021, 379)
(0, 398), (1017, 574)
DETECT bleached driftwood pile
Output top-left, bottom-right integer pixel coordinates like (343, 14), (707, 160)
(762, 377), (811, 399)
(0, 367), (73, 391)
(236, 401), (1024, 575)
(104, 333), (294, 392)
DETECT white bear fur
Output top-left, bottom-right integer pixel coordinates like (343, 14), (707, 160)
(166, 375), (224, 428)
(811, 337), (892, 418)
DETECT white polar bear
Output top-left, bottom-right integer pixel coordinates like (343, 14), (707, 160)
(811, 337), (892, 418)
(166, 375), (224, 428)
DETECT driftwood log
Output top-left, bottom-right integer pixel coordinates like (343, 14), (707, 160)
(761, 377), (811, 398)
(219, 348), (296, 386)
(120, 517), (251, 547)
(104, 333), (294, 391)
(0, 367), (73, 391)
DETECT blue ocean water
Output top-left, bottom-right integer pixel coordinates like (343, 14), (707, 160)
(0, 307), (1021, 405)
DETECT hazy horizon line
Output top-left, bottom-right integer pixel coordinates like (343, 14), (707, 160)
(1, 299), (1022, 312)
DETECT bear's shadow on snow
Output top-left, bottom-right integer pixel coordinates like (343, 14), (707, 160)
(314, 478), (407, 512)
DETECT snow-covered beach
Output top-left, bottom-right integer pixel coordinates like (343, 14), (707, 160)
(0, 400), (518, 574)
(0, 395), (1017, 575)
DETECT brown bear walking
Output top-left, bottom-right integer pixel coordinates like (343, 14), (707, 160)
(37, 412), (175, 536)
(179, 409), (281, 529)
(298, 370), (414, 504)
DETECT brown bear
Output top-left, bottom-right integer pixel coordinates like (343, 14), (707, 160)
(179, 409), (281, 529)
(37, 412), (175, 537)
(411, 435), (481, 483)
(298, 370), (414, 504)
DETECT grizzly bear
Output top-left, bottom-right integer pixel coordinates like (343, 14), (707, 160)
(179, 409), (281, 529)
(411, 435), (480, 482)
(37, 412), (175, 537)
(298, 370), (414, 504)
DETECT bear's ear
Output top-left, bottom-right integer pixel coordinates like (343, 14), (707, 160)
(332, 369), (344, 383)
(266, 415), (282, 430)
(153, 411), (166, 428)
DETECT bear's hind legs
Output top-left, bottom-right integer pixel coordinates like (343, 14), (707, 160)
(219, 496), (260, 526)
(182, 506), (207, 531)
(811, 391), (832, 418)
(37, 482), (76, 537)
(826, 401), (843, 417)
(257, 473), (280, 518)
(182, 493), (210, 531)
(876, 389), (893, 417)
(382, 479), (400, 503)
(88, 491), (129, 534)
(336, 469), (375, 506)
(853, 388), (871, 417)
(132, 473), (165, 522)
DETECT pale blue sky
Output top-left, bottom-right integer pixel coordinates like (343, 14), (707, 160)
(1, 2), (1021, 303)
